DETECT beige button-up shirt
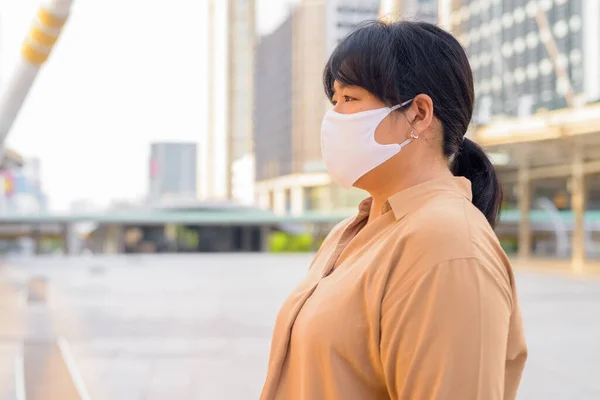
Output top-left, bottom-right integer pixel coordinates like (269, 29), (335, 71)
(261, 177), (527, 400)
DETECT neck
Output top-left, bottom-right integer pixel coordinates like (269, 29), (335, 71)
(366, 163), (453, 223)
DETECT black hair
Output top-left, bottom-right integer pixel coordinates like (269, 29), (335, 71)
(323, 20), (502, 227)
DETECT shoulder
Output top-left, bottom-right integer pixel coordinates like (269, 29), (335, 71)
(389, 194), (510, 287)
(401, 194), (480, 259)
(401, 189), (505, 260)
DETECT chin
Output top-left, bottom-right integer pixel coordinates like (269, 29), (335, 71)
(352, 177), (369, 191)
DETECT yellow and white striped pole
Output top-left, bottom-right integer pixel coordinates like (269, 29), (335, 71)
(0, 0), (74, 161)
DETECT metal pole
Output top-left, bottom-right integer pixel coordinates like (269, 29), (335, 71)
(571, 146), (586, 271)
(0, 0), (75, 163)
(518, 162), (532, 259)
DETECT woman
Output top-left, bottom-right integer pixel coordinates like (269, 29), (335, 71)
(261, 20), (527, 400)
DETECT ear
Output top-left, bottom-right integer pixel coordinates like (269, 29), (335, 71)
(406, 94), (434, 136)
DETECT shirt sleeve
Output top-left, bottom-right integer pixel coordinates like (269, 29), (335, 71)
(380, 257), (514, 400)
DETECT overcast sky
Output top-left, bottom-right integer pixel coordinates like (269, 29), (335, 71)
(1, 0), (296, 211)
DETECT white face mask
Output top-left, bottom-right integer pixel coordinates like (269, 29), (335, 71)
(320, 99), (414, 189)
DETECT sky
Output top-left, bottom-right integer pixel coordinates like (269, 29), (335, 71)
(0, 0), (296, 211)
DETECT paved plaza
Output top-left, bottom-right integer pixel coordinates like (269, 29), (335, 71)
(0, 254), (599, 399)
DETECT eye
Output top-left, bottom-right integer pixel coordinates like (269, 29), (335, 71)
(331, 95), (356, 105)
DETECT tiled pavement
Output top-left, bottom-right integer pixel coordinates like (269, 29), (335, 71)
(0, 254), (598, 399)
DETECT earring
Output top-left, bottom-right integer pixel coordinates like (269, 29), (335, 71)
(410, 130), (419, 139)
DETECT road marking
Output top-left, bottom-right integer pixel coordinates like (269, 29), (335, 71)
(15, 345), (26, 400)
(57, 337), (91, 400)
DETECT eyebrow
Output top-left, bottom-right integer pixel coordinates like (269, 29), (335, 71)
(332, 82), (351, 95)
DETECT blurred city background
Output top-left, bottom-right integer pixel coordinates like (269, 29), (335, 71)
(0, 0), (598, 399)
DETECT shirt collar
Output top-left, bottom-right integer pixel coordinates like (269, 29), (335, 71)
(357, 177), (473, 220)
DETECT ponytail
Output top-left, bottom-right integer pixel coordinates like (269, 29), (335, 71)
(451, 137), (503, 227)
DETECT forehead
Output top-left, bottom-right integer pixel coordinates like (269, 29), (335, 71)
(332, 80), (364, 92)
(332, 80), (346, 92)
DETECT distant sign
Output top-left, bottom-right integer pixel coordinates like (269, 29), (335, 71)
(0, 170), (14, 196)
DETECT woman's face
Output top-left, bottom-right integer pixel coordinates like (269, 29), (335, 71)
(331, 80), (412, 146)
(329, 80), (439, 192)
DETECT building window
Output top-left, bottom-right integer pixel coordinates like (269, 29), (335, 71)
(570, 49), (582, 65)
(553, 20), (569, 38)
(539, 0), (552, 12)
(526, 1), (537, 17)
(514, 7), (526, 23)
(539, 59), (553, 76)
(526, 32), (539, 48)
(502, 13), (514, 29)
(514, 68), (526, 84)
(514, 38), (526, 54)
(569, 15), (582, 32)
(284, 189), (291, 214)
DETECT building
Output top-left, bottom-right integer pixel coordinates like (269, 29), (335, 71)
(254, 0), (380, 216)
(437, 1), (600, 266)
(254, 15), (293, 188)
(443, 0), (599, 123)
(379, 0), (438, 23)
(149, 142), (197, 203)
(203, 0), (256, 202)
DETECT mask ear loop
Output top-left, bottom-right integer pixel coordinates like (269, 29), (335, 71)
(389, 98), (413, 112)
(389, 98), (418, 142)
